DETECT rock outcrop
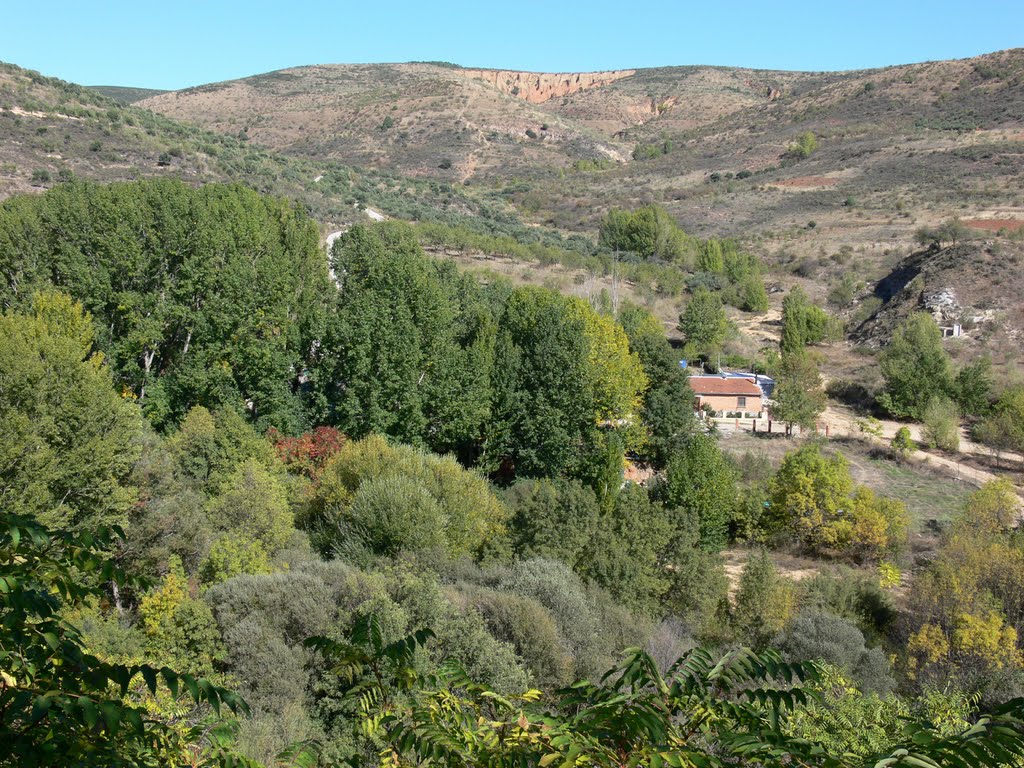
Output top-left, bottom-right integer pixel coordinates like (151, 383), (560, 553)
(458, 68), (635, 103)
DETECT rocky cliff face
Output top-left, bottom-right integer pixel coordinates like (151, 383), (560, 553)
(458, 68), (635, 103)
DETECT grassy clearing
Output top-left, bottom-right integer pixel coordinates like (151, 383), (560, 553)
(850, 452), (972, 532)
(720, 431), (972, 534)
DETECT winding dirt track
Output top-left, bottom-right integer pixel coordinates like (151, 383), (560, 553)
(816, 401), (1019, 490)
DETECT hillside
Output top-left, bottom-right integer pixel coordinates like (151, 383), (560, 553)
(0, 61), (564, 247)
(137, 51), (1024, 261)
(137, 62), (817, 179)
(7, 54), (1024, 376)
(89, 85), (168, 104)
(7, 40), (1024, 768)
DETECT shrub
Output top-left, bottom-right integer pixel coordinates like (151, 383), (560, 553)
(787, 130), (817, 159)
(890, 426), (915, 460)
(463, 588), (572, 688)
(802, 567), (897, 643)
(777, 611), (894, 694)
(922, 395), (960, 452)
(309, 435), (508, 561)
(497, 558), (610, 678)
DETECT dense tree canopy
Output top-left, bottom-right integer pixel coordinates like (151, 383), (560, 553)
(6, 178), (1024, 767)
(319, 222), (495, 457)
(0, 179), (330, 431)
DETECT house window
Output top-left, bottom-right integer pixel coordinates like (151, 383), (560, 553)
(737, 396), (747, 408)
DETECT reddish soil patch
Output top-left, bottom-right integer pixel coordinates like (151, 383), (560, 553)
(965, 219), (1024, 232)
(772, 176), (841, 188)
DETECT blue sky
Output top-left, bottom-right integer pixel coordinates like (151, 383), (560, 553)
(2, 1), (1022, 90)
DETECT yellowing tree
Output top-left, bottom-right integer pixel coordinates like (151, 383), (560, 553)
(769, 444), (907, 558)
(962, 479), (1021, 534)
(908, 623), (951, 676)
(568, 299), (648, 425)
(953, 611), (1022, 670)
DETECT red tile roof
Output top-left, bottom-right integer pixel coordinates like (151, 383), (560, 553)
(690, 376), (763, 397)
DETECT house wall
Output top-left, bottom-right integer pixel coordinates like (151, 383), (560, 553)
(697, 394), (762, 414)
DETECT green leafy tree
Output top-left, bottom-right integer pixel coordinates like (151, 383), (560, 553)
(597, 205), (690, 262)
(205, 458), (295, 555)
(569, 300), (648, 426)
(827, 273), (859, 310)
(200, 534), (272, 585)
(678, 287), (729, 360)
(166, 405), (278, 493)
(0, 291), (141, 531)
(661, 511), (731, 635)
(781, 286), (841, 354)
(922, 395), (961, 452)
(661, 432), (737, 551)
(954, 357), (993, 417)
(734, 271), (770, 312)
(975, 385), (1024, 463)
(697, 238), (725, 273)
(878, 313), (955, 420)
(138, 556), (226, 676)
(915, 218), (972, 249)
(771, 351), (826, 430)
(484, 287), (601, 481)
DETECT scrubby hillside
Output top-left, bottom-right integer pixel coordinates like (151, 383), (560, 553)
(137, 61), (817, 179)
(0, 61), (560, 244)
(137, 50), (1024, 263)
(853, 239), (1024, 355)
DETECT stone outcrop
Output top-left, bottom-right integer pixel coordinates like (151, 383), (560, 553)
(458, 68), (635, 103)
(922, 287), (960, 324)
